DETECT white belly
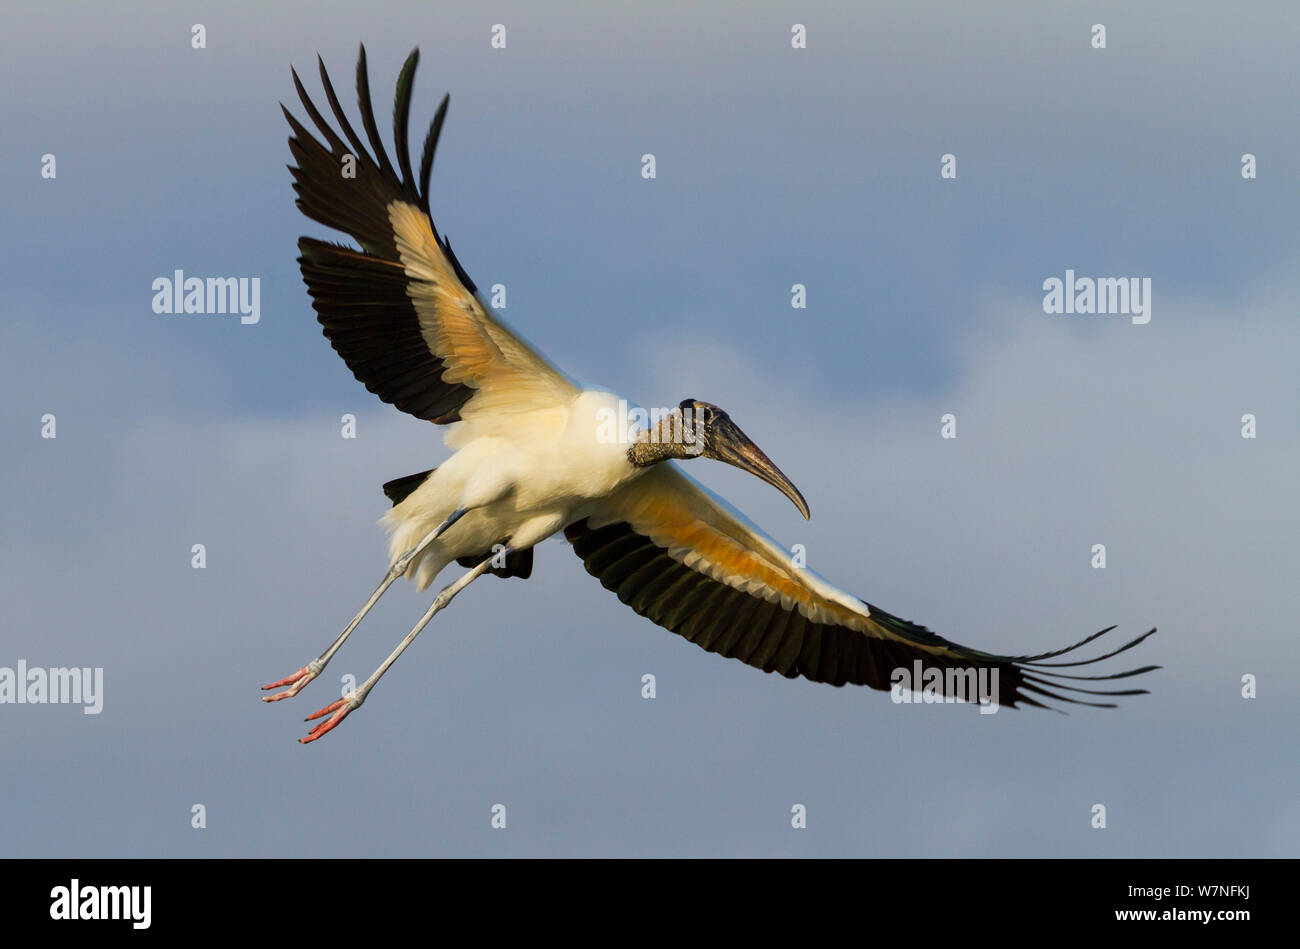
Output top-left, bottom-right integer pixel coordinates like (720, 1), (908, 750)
(380, 388), (645, 590)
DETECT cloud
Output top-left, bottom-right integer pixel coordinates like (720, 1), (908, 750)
(2, 266), (1294, 856)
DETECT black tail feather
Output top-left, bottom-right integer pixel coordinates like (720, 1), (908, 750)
(382, 469), (435, 505)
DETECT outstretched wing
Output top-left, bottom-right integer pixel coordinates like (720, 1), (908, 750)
(566, 464), (1158, 710)
(284, 45), (578, 424)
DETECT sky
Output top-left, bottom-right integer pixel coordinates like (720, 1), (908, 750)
(1, 0), (1296, 857)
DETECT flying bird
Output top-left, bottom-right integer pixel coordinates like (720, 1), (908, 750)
(264, 45), (1158, 742)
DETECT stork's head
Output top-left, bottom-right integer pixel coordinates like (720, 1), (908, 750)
(629, 398), (810, 520)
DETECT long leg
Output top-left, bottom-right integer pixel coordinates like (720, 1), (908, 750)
(298, 550), (500, 744)
(261, 507), (468, 702)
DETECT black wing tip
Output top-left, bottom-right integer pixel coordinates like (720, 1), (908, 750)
(1005, 625), (1159, 711)
(352, 42), (399, 181)
(418, 93), (451, 214)
(392, 48), (423, 188)
(288, 46), (450, 248)
(1015, 624), (1158, 668)
(311, 45), (445, 209)
(853, 601), (1159, 711)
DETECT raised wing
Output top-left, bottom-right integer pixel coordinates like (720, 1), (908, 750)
(566, 464), (1158, 709)
(284, 45), (578, 424)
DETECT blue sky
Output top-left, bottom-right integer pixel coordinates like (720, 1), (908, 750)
(1, 0), (1296, 856)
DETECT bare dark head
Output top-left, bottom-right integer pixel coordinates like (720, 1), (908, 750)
(628, 398), (810, 519)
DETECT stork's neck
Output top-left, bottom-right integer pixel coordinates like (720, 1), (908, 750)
(627, 439), (683, 467)
(626, 410), (705, 467)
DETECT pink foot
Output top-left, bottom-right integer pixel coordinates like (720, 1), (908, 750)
(260, 661), (321, 702)
(299, 693), (362, 744)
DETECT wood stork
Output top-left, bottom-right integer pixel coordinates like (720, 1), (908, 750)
(263, 46), (1158, 743)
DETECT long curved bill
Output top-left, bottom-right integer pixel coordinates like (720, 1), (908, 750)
(707, 416), (811, 519)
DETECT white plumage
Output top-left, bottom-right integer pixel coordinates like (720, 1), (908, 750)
(384, 389), (643, 590)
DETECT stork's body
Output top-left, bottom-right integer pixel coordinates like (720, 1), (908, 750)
(385, 389), (640, 590)
(264, 46), (1158, 743)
